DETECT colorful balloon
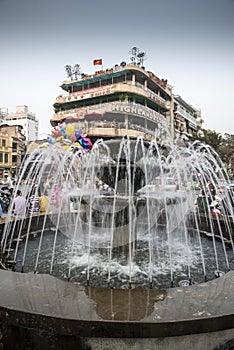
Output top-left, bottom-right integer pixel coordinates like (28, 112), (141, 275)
(47, 124), (92, 151)
(66, 124), (75, 136)
(62, 145), (69, 150)
(56, 136), (64, 142)
(74, 142), (81, 148)
(60, 127), (66, 136)
(40, 142), (48, 148)
(75, 130), (81, 140)
(70, 134), (76, 142)
(48, 136), (55, 144)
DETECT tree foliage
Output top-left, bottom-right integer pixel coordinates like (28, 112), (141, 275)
(192, 128), (234, 178)
(192, 128), (222, 152)
(218, 134), (234, 176)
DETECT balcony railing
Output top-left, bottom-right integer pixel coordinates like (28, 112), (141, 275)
(175, 106), (197, 126)
(55, 81), (168, 109)
(135, 82), (167, 106)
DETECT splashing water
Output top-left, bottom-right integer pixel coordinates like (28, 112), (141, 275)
(1, 133), (234, 288)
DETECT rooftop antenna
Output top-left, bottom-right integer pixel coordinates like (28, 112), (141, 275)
(129, 46), (139, 65)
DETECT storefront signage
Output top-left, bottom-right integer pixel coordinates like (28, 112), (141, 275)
(71, 86), (112, 100)
(112, 102), (166, 125)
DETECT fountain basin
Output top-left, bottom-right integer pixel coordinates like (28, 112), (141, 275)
(0, 269), (234, 348)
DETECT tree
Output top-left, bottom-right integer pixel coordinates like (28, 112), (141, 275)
(73, 64), (81, 80)
(191, 128), (234, 179)
(65, 65), (72, 80)
(137, 52), (147, 66)
(218, 134), (234, 178)
(129, 47), (139, 65)
(192, 128), (222, 152)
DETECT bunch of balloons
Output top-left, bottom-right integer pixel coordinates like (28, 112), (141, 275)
(47, 123), (93, 151)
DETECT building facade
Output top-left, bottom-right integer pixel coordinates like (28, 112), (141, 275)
(0, 124), (26, 177)
(5, 105), (39, 142)
(173, 95), (202, 138)
(51, 63), (203, 142)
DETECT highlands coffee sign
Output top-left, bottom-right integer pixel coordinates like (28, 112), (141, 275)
(112, 102), (166, 124)
(54, 101), (168, 128)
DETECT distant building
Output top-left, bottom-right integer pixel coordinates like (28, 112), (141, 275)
(173, 95), (203, 138)
(0, 124), (26, 177)
(5, 105), (39, 141)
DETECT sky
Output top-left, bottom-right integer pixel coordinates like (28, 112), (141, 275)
(0, 0), (234, 137)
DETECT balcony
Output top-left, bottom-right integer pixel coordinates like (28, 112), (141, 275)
(70, 120), (155, 141)
(55, 82), (168, 110)
(175, 106), (197, 126)
(135, 82), (167, 107)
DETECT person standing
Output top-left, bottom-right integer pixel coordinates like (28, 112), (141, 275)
(12, 190), (26, 219)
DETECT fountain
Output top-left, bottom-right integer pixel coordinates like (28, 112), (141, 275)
(1, 127), (234, 349)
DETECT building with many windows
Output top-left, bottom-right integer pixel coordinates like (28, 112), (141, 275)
(5, 105), (39, 142)
(51, 62), (202, 142)
(173, 95), (202, 138)
(0, 124), (26, 177)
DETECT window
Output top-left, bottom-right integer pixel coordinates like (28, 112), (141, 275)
(2, 139), (6, 147)
(12, 155), (17, 163)
(12, 142), (17, 151)
(0, 153), (2, 162)
(4, 154), (8, 163)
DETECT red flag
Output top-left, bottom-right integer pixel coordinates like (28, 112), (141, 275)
(93, 59), (102, 66)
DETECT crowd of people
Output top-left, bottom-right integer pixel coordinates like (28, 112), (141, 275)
(0, 175), (50, 221)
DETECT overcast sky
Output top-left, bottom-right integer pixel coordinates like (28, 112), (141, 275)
(0, 0), (233, 136)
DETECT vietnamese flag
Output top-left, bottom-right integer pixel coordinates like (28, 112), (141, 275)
(93, 59), (102, 66)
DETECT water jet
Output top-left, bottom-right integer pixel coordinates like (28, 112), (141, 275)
(1, 134), (234, 349)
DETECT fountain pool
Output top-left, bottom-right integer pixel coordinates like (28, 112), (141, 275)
(1, 134), (234, 289)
